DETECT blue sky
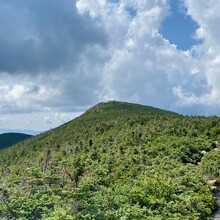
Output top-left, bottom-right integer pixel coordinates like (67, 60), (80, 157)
(161, 0), (201, 50)
(0, 0), (220, 133)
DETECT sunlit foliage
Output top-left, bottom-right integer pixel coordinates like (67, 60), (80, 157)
(0, 101), (219, 219)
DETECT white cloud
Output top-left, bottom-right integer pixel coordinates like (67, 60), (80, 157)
(0, 111), (83, 131)
(0, 0), (220, 131)
(0, 75), (61, 113)
(171, 0), (220, 108)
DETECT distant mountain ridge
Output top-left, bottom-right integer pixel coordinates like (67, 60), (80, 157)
(0, 132), (32, 150)
(0, 128), (40, 135)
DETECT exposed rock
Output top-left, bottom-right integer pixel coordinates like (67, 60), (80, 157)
(214, 141), (219, 146)
(210, 186), (218, 192)
(207, 193), (220, 220)
(201, 150), (208, 155)
(207, 180), (217, 185)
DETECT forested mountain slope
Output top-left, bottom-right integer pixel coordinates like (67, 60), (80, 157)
(0, 101), (220, 219)
(0, 133), (32, 150)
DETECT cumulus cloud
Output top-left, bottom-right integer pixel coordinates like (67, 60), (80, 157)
(173, 0), (220, 110)
(77, 0), (210, 110)
(0, 0), (220, 130)
(0, 0), (109, 114)
(0, 0), (107, 74)
(0, 111), (82, 131)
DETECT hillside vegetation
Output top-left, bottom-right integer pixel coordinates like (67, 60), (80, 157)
(0, 101), (220, 219)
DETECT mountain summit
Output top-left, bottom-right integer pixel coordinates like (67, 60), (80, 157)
(83, 100), (179, 118)
(0, 101), (219, 219)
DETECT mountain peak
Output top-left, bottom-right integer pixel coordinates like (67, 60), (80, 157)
(84, 100), (179, 118)
(0, 101), (219, 219)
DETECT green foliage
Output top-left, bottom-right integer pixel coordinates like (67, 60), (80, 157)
(0, 101), (219, 219)
(202, 149), (220, 177)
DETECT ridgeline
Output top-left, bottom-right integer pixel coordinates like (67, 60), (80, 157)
(0, 101), (220, 219)
(0, 133), (32, 150)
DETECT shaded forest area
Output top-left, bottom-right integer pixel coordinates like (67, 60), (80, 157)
(0, 133), (32, 150)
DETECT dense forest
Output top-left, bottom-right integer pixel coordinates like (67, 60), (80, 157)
(0, 133), (32, 150)
(0, 101), (220, 219)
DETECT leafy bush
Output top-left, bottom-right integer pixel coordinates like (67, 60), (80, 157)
(202, 150), (220, 177)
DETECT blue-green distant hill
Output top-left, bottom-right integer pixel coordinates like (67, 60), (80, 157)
(0, 132), (32, 150)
